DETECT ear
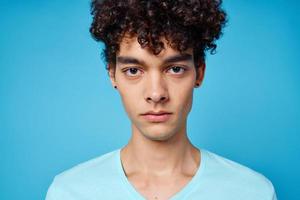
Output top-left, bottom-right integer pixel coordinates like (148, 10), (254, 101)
(195, 63), (206, 88)
(108, 63), (117, 89)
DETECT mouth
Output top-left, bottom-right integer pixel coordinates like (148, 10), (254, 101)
(140, 111), (172, 123)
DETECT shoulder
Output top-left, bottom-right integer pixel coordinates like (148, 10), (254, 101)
(201, 149), (276, 199)
(55, 149), (119, 183)
(46, 149), (121, 199)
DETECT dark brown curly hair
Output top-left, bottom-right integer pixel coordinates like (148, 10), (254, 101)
(90, 0), (227, 71)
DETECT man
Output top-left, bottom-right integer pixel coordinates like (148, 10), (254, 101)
(46, 0), (277, 199)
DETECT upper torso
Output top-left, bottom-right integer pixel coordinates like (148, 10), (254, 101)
(46, 148), (277, 200)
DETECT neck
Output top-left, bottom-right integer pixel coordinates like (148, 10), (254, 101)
(121, 124), (200, 176)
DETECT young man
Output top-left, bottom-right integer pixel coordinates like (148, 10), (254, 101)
(46, 0), (277, 199)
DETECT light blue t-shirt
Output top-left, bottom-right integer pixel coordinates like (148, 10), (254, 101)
(46, 148), (277, 200)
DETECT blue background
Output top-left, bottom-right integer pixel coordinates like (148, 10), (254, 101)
(0, 0), (299, 199)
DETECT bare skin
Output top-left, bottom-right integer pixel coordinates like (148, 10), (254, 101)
(121, 134), (201, 200)
(109, 35), (205, 200)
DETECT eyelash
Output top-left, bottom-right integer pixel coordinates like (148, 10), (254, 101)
(122, 66), (187, 77)
(167, 66), (187, 74)
(122, 67), (143, 77)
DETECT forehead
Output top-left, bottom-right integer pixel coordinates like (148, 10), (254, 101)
(117, 35), (193, 62)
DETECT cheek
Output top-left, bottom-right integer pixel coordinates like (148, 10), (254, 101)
(118, 85), (141, 117)
(171, 82), (194, 114)
(120, 89), (134, 110)
(181, 90), (194, 114)
(115, 74), (137, 114)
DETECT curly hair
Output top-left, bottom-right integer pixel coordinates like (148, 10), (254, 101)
(90, 0), (227, 71)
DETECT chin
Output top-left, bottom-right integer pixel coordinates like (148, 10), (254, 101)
(144, 134), (173, 142)
(142, 128), (177, 142)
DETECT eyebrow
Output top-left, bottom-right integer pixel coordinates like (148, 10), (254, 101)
(116, 53), (193, 65)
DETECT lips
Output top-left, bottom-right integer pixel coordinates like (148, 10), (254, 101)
(141, 111), (172, 122)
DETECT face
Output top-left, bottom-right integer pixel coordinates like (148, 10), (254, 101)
(109, 36), (205, 142)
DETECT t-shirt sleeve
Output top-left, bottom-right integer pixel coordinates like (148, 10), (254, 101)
(45, 176), (72, 200)
(272, 191), (278, 200)
(269, 180), (278, 200)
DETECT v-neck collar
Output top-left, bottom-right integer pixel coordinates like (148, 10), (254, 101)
(115, 148), (207, 200)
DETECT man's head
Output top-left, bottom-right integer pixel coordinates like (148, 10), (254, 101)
(89, 0), (227, 141)
(90, 0), (227, 75)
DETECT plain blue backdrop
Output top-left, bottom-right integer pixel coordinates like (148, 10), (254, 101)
(0, 0), (299, 199)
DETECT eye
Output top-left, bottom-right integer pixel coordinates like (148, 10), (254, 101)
(167, 66), (186, 75)
(122, 67), (143, 77)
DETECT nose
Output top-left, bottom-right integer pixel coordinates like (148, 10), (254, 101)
(144, 73), (169, 104)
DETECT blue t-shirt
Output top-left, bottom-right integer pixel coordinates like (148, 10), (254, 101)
(46, 148), (277, 200)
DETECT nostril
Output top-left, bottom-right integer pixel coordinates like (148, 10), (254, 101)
(146, 96), (167, 103)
